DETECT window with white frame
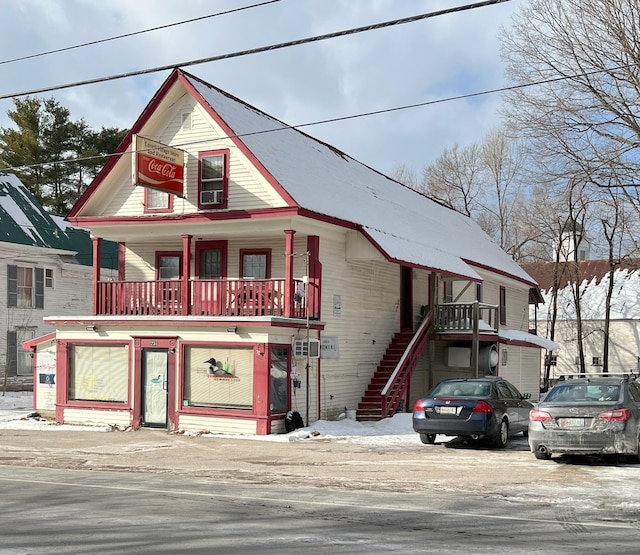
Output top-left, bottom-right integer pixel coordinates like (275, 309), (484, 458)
(592, 356), (602, 366)
(45, 268), (54, 288)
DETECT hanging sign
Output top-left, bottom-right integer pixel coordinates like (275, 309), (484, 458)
(132, 134), (185, 197)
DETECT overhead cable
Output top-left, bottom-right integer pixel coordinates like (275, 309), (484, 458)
(0, 0), (511, 101)
(0, 0), (284, 67)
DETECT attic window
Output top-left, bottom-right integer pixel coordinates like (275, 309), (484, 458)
(198, 150), (228, 209)
(181, 112), (192, 131)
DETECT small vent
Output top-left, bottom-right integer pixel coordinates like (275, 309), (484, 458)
(294, 339), (320, 359)
(181, 112), (192, 131)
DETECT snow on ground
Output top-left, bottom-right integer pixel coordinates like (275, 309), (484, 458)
(0, 391), (418, 443)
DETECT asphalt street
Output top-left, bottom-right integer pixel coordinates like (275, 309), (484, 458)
(1, 464), (639, 554)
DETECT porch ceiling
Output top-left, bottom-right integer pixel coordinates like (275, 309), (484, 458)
(88, 215), (309, 243)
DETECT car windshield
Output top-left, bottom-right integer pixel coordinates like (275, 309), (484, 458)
(431, 381), (490, 397)
(543, 383), (621, 403)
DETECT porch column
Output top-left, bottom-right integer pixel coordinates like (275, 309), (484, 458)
(92, 237), (101, 315)
(284, 230), (296, 317)
(182, 234), (192, 315)
(307, 235), (321, 319)
(118, 242), (126, 281)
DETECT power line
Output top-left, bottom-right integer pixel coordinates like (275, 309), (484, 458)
(0, 64), (613, 174)
(0, 0), (511, 101)
(0, 0), (284, 67)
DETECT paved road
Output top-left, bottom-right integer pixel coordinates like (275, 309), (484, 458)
(1, 429), (640, 553)
(1, 465), (639, 554)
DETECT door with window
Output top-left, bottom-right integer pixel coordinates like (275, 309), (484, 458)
(195, 241), (227, 315)
(156, 252), (181, 314)
(141, 348), (169, 428)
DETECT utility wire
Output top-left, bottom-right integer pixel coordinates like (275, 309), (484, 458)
(0, 65), (619, 174)
(0, 0), (511, 101)
(0, 0), (284, 67)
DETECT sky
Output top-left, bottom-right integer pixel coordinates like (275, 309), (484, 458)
(0, 0), (524, 177)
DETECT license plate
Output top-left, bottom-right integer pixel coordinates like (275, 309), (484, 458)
(561, 417), (585, 427)
(437, 406), (459, 415)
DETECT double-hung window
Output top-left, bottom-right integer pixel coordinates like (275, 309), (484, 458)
(198, 150), (228, 209)
(7, 265), (44, 308)
(144, 187), (172, 213)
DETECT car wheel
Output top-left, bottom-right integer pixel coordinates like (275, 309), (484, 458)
(420, 433), (436, 445)
(628, 436), (640, 464)
(534, 449), (552, 460)
(492, 419), (509, 448)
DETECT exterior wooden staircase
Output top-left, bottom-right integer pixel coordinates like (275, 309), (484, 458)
(356, 312), (433, 421)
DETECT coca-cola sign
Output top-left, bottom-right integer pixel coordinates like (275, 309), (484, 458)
(133, 135), (184, 196)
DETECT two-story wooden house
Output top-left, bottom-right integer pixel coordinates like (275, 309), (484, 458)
(26, 69), (552, 434)
(1, 172), (117, 391)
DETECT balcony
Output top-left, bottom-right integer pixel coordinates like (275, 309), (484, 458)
(96, 278), (311, 318)
(434, 302), (499, 334)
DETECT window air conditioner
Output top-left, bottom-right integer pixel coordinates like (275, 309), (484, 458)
(294, 339), (320, 359)
(201, 189), (223, 205)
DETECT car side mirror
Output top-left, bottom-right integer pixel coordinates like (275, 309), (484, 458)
(522, 393), (531, 400)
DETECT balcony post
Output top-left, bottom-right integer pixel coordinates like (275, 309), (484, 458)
(284, 230), (296, 317)
(182, 234), (192, 315)
(92, 236), (101, 315)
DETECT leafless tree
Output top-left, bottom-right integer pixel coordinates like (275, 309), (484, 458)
(420, 143), (483, 217)
(501, 0), (640, 207)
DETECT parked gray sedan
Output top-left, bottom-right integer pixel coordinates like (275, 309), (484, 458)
(529, 375), (640, 461)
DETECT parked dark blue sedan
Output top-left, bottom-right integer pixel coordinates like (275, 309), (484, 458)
(412, 377), (533, 447)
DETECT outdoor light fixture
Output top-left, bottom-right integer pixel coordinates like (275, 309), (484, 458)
(226, 326), (237, 333)
(86, 325), (97, 332)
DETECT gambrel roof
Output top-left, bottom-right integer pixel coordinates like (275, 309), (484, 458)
(70, 69), (535, 285)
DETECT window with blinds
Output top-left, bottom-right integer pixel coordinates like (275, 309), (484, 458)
(183, 346), (253, 409)
(68, 344), (129, 402)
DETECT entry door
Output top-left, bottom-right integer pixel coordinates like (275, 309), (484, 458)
(400, 266), (413, 331)
(141, 349), (169, 428)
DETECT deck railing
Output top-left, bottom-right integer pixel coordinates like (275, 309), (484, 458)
(96, 278), (309, 318)
(434, 302), (499, 333)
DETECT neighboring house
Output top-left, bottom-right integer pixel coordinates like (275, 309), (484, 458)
(522, 259), (640, 382)
(0, 172), (118, 391)
(26, 69), (552, 434)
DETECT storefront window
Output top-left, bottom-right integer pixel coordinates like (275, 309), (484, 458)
(183, 346), (253, 409)
(270, 347), (289, 413)
(68, 344), (128, 402)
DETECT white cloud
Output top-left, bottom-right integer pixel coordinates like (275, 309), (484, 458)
(0, 0), (524, 175)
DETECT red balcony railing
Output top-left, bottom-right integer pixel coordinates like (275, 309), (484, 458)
(96, 278), (311, 318)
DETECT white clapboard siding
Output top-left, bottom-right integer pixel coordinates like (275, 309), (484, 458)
(178, 415), (257, 435)
(62, 408), (131, 428)
(105, 94), (287, 218)
(498, 346), (541, 401)
(308, 231), (403, 417)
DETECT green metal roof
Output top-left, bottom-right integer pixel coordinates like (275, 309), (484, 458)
(0, 172), (117, 269)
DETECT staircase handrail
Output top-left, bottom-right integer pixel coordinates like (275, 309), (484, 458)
(381, 311), (434, 398)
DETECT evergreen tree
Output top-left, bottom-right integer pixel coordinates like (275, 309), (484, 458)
(0, 96), (126, 214)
